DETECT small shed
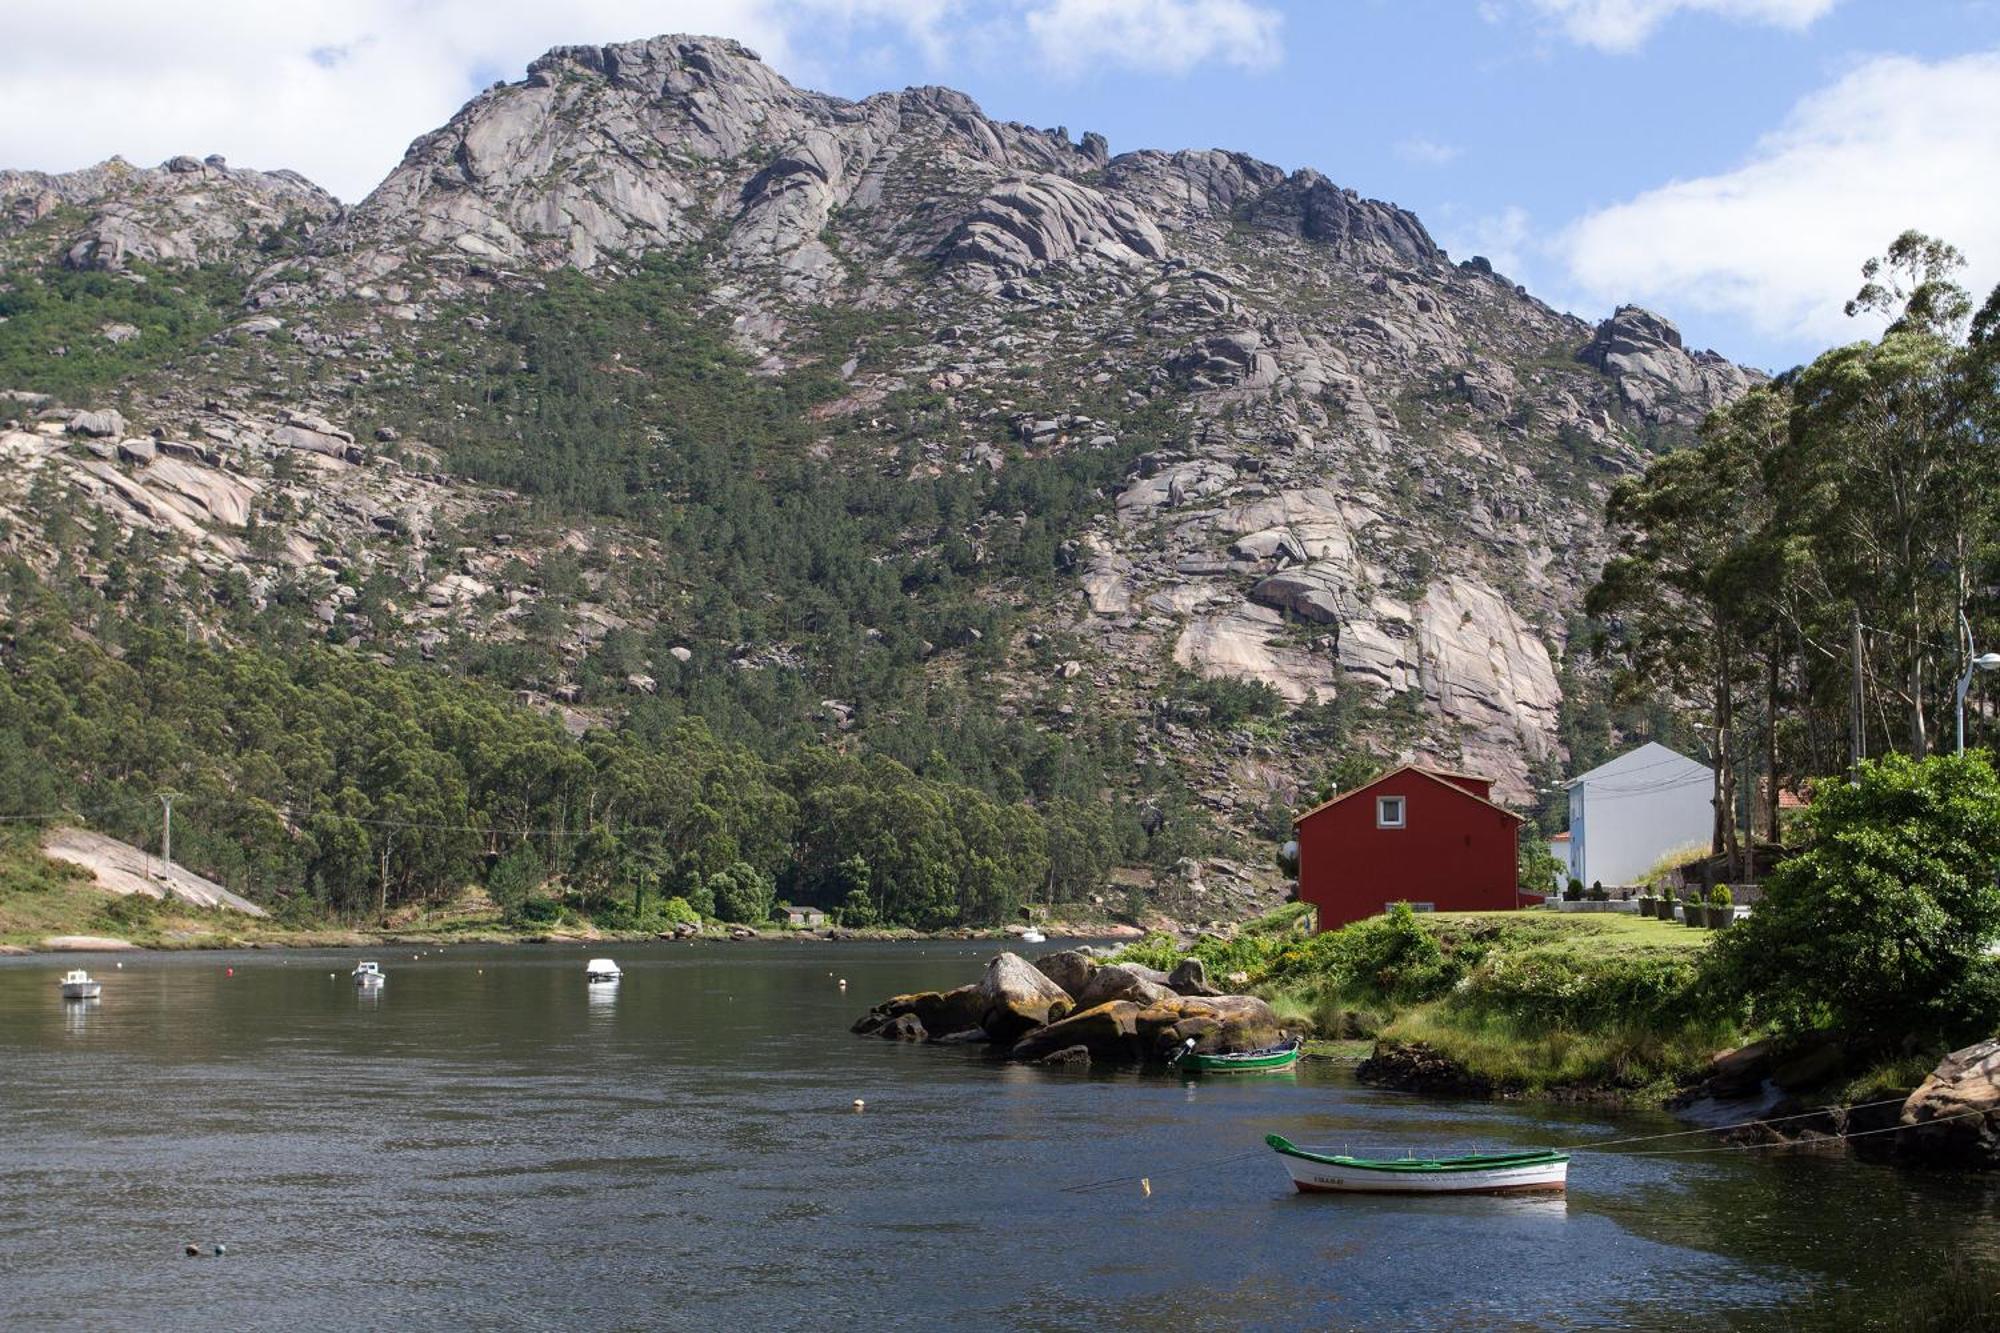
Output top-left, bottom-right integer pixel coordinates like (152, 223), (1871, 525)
(781, 904), (827, 928)
(1293, 765), (1524, 932)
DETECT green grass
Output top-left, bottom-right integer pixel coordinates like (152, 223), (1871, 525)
(1117, 907), (1738, 1102)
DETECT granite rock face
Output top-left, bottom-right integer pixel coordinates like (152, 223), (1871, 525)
(0, 30), (1765, 879)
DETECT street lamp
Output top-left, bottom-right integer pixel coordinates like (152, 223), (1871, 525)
(1952, 608), (2000, 752)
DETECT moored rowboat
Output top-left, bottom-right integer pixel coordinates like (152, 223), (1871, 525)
(1266, 1135), (1568, 1194)
(1170, 1035), (1302, 1074)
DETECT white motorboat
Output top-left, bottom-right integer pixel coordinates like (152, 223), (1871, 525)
(1266, 1135), (1569, 1194)
(352, 961), (386, 988)
(58, 969), (102, 1000)
(1019, 929), (1047, 944)
(585, 958), (622, 983)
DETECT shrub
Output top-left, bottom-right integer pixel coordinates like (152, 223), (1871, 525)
(1563, 878), (1584, 902)
(504, 896), (563, 928)
(708, 861), (775, 924)
(1707, 885), (1733, 908)
(1711, 752), (2000, 1043)
(1587, 883), (1610, 902)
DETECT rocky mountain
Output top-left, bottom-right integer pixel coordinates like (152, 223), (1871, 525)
(0, 34), (1756, 912)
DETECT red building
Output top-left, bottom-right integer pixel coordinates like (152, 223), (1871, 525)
(1293, 765), (1525, 931)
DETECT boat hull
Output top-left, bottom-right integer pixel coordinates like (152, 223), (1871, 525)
(60, 983), (102, 1000)
(1267, 1136), (1568, 1195)
(1173, 1038), (1303, 1074)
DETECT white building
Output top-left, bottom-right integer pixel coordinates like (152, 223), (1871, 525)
(1564, 742), (1714, 888)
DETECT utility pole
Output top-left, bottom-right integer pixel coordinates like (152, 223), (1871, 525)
(158, 791), (181, 869)
(1850, 608), (1865, 785)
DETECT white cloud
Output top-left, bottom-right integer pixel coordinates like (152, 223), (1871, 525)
(1021, 0), (1283, 75)
(1527, 0), (1838, 52)
(1558, 51), (2000, 354)
(1435, 204), (1537, 283)
(1395, 136), (1462, 166)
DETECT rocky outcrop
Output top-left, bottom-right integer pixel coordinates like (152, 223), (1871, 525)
(1897, 1039), (2000, 1168)
(1167, 957), (1222, 997)
(1356, 1041), (1493, 1098)
(1075, 962), (1176, 1009)
(975, 951), (1074, 1043)
(1034, 948), (1099, 1002)
(1009, 1000), (1146, 1063)
(1577, 306), (1760, 427)
(940, 176), (1166, 279)
(0, 155), (337, 270)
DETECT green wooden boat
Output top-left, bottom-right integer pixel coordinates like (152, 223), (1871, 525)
(1266, 1135), (1570, 1194)
(1169, 1035), (1302, 1074)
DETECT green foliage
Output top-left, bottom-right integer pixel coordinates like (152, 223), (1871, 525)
(657, 895), (700, 927)
(1712, 752), (2000, 1042)
(1169, 670), (1284, 728)
(0, 261), (247, 399)
(1518, 836), (1564, 894)
(485, 842), (545, 911)
(1707, 884), (1733, 908)
(707, 861), (775, 924)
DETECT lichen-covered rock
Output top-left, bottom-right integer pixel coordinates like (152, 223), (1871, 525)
(848, 984), (985, 1039)
(1034, 948), (1098, 1002)
(1166, 957), (1222, 998)
(1134, 994), (1284, 1057)
(1009, 1000), (1144, 1063)
(1898, 1039), (2000, 1167)
(1074, 963), (1174, 1010)
(976, 952), (1074, 1043)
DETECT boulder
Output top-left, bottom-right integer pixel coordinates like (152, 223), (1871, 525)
(1134, 994), (1284, 1057)
(1034, 948), (1098, 1002)
(1031, 1045), (1092, 1069)
(1898, 1038), (2000, 1167)
(1166, 956), (1223, 997)
(877, 1013), (926, 1041)
(1009, 1001), (1144, 1063)
(976, 951), (1074, 1043)
(849, 985), (986, 1039)
(1077, 963), (1176, 1009)
(67, 409), (127, 438)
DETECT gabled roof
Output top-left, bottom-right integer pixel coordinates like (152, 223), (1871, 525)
(1564, 741), (1711, 788)
(1293, 764), (1524, 826)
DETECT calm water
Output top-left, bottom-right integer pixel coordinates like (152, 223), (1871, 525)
(1, 941), (1993, 1330)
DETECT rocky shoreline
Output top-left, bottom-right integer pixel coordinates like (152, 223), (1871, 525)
(851, 947), (1287, 1067)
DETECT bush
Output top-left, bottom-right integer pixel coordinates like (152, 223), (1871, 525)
(504, 896), (563, 928)
(1707, 885), (1733, 908)
(1587, 883), (1610, 902)
(1711, 752), (2000, 1043)
(657, 895), (700, 926)
(708, 861), (775, 924)
(1563, 879), (1584, 902)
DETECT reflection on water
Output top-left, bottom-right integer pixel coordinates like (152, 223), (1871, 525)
(62, 996), (97, 1036)
(1, 941), (1992, 1330)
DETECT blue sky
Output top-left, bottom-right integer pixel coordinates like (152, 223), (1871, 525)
(6, 1), (1998, 371)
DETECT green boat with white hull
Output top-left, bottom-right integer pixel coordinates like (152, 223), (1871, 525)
(1266, 1135), (1569, 1194)
(1168, 1035), (1303, 1074)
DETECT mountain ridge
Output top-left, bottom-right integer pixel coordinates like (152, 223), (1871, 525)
(0, 32), (1762, 919)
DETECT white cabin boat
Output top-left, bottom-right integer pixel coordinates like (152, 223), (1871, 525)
(585, 958), (622, 983)
(352, 961), (386, 987)
(1019, 929), (1047, 944)
(59, 969), (102, 1000)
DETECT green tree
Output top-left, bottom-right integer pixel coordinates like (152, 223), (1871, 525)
(1712, 752), (2000, 1043)
(708, 861), (775, 924)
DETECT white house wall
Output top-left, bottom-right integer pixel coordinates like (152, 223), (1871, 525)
(1566, 743), (1714, 888)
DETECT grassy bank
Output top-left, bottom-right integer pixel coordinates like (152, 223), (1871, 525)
(1118, 906), (1740, 1102)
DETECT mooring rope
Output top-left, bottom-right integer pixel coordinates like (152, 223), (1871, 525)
(1604, 1105), (1989, 1156)
(1562, 1093), (1916, 1152)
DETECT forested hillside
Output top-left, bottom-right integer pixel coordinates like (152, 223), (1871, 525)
(0, 34), (1766, 929)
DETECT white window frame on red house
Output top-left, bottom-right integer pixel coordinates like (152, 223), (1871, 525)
(1376, 795), (1406, 829)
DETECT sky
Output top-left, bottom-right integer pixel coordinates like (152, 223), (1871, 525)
(3, 0), (1997, 371)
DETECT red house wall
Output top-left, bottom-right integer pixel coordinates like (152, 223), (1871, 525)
(1295, 769), (1522, 931)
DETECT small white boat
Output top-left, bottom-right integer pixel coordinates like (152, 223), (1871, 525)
(59, 969), (102, 1000)
(1266, 1135), (1568, 1195)
(585, 958), (622, 983)
(352, 961), (386, 988)
(1019, 929), (1047, 944)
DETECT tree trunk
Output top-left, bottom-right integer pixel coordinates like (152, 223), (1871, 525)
(1766, 647), (1781, 845)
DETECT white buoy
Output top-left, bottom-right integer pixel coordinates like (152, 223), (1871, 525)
(1141, 1178), (1152, 1197)
(853, 1099), (865, 1111)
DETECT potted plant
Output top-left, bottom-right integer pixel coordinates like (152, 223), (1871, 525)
(1708, 884), (1734, 929)
(1638, 892), (1655, 918)
(1682, 893), (1705, 927)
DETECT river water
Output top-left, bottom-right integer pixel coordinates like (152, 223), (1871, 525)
(1, 941), (1992, 1330)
